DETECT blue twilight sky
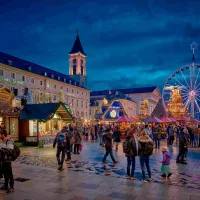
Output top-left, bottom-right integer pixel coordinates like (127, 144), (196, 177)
(0, 0), (200, 92)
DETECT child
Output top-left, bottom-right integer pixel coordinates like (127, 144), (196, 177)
(160, 147), (172, 178)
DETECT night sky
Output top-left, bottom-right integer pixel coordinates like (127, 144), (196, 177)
(1, 0), (200, 92)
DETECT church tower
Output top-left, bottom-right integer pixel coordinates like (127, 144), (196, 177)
(69, 31), (87, 87)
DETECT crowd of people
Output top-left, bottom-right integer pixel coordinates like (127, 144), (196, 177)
(53, 122), (200, 182)
(0, 121), (199, 195)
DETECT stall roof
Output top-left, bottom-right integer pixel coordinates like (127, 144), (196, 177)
(19, 102), (73, 122)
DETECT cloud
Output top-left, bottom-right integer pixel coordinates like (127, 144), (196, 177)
(1, 0), (200, 92)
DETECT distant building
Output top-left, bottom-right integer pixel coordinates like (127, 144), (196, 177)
(90, 90), (137, 121)
(0, 32), (90, 120)
(90, 86), (161, 118)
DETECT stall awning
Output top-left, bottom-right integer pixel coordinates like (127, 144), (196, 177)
(19, 102), (73, 122)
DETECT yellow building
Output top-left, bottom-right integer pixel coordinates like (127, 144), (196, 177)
(0, 32), (90, 120)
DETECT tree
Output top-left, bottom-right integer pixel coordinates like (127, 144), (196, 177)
(58, 89), (64, 102)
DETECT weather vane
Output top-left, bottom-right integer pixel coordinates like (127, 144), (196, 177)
(190, 42), (198, 63)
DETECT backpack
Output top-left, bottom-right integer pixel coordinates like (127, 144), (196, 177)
(139, 142), (153, 156)
(123, 140), (131, 153)
(57, 133), (66, 147)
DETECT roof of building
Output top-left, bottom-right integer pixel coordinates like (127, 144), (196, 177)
(0, 52), (87, 89)
(19, 102), (73, 121)
(69, 34), (86, 56)
(90, 90), (135, 106)
(151, 98), (168, 118)
(91, 86), (157, 96)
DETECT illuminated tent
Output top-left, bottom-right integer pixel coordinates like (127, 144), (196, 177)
(160, 116), (172, 122)
(151, 98), (168, 118)
(144, 116), (163, 123)
(116, 116), (132, 123)
(176, 116), (188, 121)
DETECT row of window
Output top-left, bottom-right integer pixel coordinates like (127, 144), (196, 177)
(0, 69), (89, 97)
(29, 90), (89, 108)
(0, 67), (82, 87)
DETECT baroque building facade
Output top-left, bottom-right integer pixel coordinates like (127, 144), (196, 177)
(0, 33), (90, 120)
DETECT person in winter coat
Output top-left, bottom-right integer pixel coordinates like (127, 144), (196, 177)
(152, 124), (161, 149)
(102, 128), (118, 164)
(168, 124), (175, 145)
(112, 126), (121, 151)
(124, 133), (137, 180)
(160, 147), (172, 178)
(53, 127), (68, 170)
(0, 129), (14, 193)
(73, 127), (82, 154)
(193, 125), (200, 147)
(138, 131), (153, 182)
(176, 127), (188, 164)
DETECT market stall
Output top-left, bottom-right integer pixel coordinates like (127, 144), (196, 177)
(2, 107), (21, 141)
(0, 87), (20, 141)
(19, 102), (73, 146)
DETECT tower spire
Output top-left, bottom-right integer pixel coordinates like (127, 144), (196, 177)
(190, 42), (198, 63)
(69, 30), (86, 56)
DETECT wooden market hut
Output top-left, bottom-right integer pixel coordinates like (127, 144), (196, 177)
(19, 102), (73, 145)
(0, 87), (21, 141)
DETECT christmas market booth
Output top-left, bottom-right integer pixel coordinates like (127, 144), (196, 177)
(19, 102), (73, 146)
(0, 87), (21, 141)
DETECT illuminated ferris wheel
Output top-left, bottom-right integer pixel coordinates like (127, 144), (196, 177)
(162, 42), (200, 119)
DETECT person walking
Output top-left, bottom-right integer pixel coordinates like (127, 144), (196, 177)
(169, 124), (175, 145)
(188, 125), (194, 147)
(176, 127), (188, 164)
(73, 127), (82, 154)
(160, 147), (172, 178)
(152, 123), (161, 149)
(138, 130), (153, 182)
(64, 126), (73, 161)
(89, 124), (95, 141)
(112, 126), (121, 151)
(102, 128), (118, 164)
(94, 124), (98, 140)
(124, 132), (137, 180)
(53, 128), (68, 170)
(144, 125), (153, 140)
(68, 124), (74, 152)
(193, 125), (200, 148)
(0, 129), (14, 193)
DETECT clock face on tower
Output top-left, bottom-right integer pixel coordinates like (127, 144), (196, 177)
(110, 110), (117, 118)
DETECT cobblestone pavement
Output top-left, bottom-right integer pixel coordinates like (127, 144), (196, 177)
(0, 140), (200, 200)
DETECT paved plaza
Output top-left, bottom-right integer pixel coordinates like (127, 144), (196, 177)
(0, 140), (200, 200)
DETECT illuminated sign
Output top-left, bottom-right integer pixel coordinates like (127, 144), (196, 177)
(110, 110), (117, 118)
(0, 75), (24, 85)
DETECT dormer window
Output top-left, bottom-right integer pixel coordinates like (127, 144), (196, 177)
(69, 80), (71, 84)
(74, 82), (76, 86)
(51, 74), (54, 78)
(28, 67), (31, 71)
(44, 72), (47, 76)
(64, 78), (66, 83)
(8, 60), (12, 65)
(58, 76), (60, 81)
